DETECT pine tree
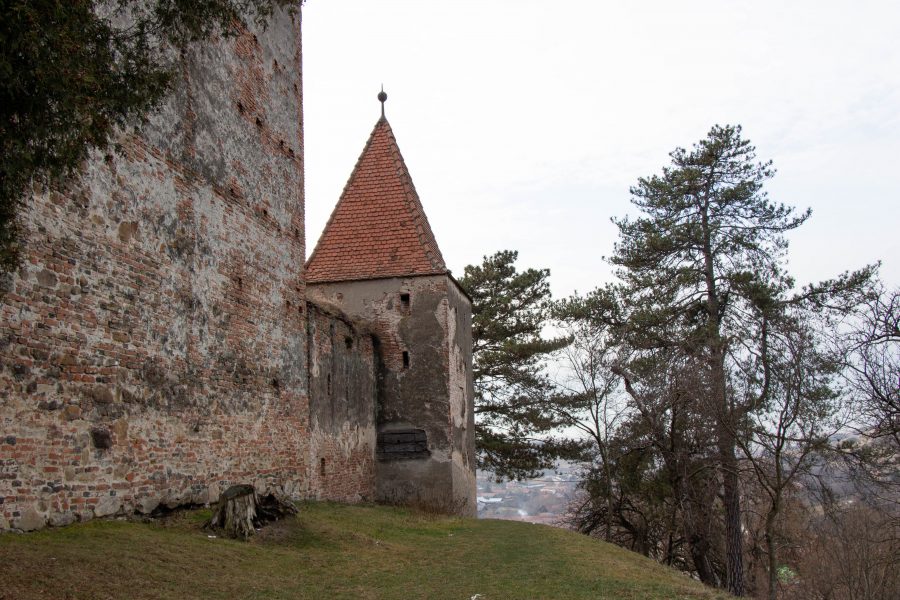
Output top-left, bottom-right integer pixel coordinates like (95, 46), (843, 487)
(459, 250), (574, 480)
(609, 125), (809, 595)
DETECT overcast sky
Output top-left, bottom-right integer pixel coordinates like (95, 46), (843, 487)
(302, 0), (900, 299)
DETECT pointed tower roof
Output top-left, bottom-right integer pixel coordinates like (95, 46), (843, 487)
(306, 106), (448, 284)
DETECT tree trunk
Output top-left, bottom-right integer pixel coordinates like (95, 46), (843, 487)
(674, 463), (720, 588)
(765, 516), (778, 600)
(718, 419), (745, 596)
(208, 484), (259, 539)
(206, 484), (297, 539)
(701, 198), (745, 596)
(765, 495), (782, 600)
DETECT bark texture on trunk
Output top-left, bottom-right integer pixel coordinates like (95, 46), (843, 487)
(206, 484), (297, 539)
(719, 428), (745, 596)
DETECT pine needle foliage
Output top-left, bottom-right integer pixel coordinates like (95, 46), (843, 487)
(460, 250), (575, 481)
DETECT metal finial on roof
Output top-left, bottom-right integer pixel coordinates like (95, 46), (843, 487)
(378, 85), (387, 117)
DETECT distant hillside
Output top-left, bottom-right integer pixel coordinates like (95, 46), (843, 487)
(0, 502), (730, 600)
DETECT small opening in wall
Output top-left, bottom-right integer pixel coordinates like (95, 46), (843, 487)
(326, 373), (332, 395)
(237, 102), (244, 114)
(255, 116), (263, 128)
(400, 293), (410, 310)
(402, 351), (410, 369)
(320, 457), (326, 476)
(345, 336), (353, 350)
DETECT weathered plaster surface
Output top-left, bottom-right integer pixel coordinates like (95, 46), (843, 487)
(445, 280), (477, 513)
(306, 303), (376, 502)
(307, 275), (475, 515)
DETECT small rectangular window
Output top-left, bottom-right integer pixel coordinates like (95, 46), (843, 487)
(400, 293), (410, 310)
(377, 428), (429, 459)
(402, 351), (410, 369)
(320, 457), (326, 476)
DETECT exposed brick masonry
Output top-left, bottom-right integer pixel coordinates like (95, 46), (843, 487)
(0, 8), (377, 532)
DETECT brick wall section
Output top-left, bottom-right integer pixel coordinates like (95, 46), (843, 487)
(0, 8), (321, 531)
(306, 303), (377, 503)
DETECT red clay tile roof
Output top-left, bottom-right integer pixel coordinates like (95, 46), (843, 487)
(305, 117), (448, 283)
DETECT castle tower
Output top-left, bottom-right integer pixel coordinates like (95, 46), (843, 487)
(305, 93), (476, 515)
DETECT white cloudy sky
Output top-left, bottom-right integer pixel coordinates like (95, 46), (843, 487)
(301, 0), (900, 298)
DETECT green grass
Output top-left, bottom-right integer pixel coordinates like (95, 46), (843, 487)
(0, 503), (730, 600)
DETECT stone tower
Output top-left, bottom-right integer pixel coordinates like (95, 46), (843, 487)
(305, 95), (476, 515)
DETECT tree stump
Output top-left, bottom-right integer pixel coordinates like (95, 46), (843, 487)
(206, 484), (297, 539)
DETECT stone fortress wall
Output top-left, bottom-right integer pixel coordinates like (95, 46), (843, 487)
(0, 4), (477, 532)
(0, 7), (378, 532)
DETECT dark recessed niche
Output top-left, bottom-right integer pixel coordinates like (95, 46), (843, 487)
(400, 293), (410, 310)
(320, 457), (326, 476)
(90, 427), (112, 450)
(402, 351), (410, 369)
(377, 428), (429, 460)
(345, 336), (353, 350)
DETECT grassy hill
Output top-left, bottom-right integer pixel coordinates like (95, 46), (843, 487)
(0, 502), (729, 600)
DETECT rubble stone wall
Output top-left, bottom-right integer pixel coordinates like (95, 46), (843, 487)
(306, 303), (377, 503)
(0, 8), (375, 532)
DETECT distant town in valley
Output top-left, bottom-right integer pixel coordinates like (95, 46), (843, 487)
(477, 462), (581, 526)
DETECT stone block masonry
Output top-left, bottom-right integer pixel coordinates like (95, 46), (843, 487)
(0, 7), (378, 532)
